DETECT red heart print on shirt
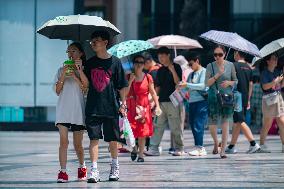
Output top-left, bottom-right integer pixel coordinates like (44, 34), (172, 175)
(91, 68), (112, 92)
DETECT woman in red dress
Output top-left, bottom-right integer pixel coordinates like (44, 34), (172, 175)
(125, 54), (161, 162)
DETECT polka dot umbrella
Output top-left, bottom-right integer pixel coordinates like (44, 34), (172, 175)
(108, 40), (154, 58)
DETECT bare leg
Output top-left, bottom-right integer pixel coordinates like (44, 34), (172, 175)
(73, 131), (85, 165)
(260, 117), (273, 145)
(240, 122), (255, 142)
(209, 125), (218, 152)
(58, 125), (69, 169)
(109, 141), (118, 159)
(229, 123), (241, 145)
(89, 140), (99, 163)
(138, 137), (146, 158)
(276, 116), (284, 144)
(220, 120), (229, 155)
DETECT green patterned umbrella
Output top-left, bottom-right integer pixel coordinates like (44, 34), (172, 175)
(108, 40), (154, 58)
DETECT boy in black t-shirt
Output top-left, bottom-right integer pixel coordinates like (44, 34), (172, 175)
(225, 51), (260, 154)
(84, 31), (128, 183)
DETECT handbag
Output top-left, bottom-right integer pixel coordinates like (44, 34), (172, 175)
(211, 63), (234, 108)
(263, 91), (279, 106)
(131, 76), (148, 124)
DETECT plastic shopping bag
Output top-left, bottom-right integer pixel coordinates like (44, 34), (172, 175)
(122, 117), (135, 148)
(169, 90), (184, 107)
(234, 91), (242, 112)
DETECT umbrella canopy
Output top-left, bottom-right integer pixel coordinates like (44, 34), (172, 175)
(252, 38), (284, 66)
(200, 30), (261, 57)
(107, 40), (154, 58)
(147, 35), (203, 57)
(37, 15), (121, 41)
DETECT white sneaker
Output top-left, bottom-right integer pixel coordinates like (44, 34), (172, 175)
(188, 148), (200, 156)
(144, 148), (160, 156)
(199, 147), (207, 156)
(188, 147), (207, 156)
(225, 146), (237, 154)
(258, 144), (271, 153)
(87, 168), (100, 183)
(109, 163), (119, 181)
(246, 143), (261, 154)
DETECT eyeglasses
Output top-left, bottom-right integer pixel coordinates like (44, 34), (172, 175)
(66, 50), (78, 54)
(89, 38), (104, 45)
(214, 53), (224, 57)
(134, 61), (145, 64)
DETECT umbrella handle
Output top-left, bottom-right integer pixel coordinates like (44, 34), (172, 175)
(225, 47), (231, 60)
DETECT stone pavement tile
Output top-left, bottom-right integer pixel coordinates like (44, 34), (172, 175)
(0, 131), (283, 188)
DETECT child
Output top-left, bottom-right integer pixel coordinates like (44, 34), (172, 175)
(54, 42), (89, 183)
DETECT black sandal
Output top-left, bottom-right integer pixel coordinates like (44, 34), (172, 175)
(131, 152), (137, 161)
(137, 157), (144, 162)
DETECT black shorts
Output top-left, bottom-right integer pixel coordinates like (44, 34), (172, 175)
(233, 108), (247, 123)
(57, 123), (86, 132)
(85, 116), (122, 142)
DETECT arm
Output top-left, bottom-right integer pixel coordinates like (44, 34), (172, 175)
(228, 64), (238, 87)
(168, 64), (181, 85)
(262, 77), (283, 90)
(248, 81), (253, 101)
(78, 69), (89, 93)
(155, 86), (160, 96)
(71, 72), (88, 93)
(205, 63), (222, 87)
(55, 67), (67, 96)
(124, 74), (135, 96)
(186, 70), (206, 90)
(149, 82), (160, 109)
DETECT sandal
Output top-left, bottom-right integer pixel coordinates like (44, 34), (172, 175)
(212, 148), (219, 154)
(137, 157), (144, 162)
(220, 153), (227, 159)
(131, 152), (137, 161)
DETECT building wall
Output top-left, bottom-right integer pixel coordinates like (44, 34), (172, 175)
(233, 0), (284, 14)
(114, 0), (140, 42)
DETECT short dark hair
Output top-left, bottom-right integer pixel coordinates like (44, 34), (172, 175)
(157, 46), (170, 55)
(184, 52), (200, 63)
(132, 54), (145, 64)
(235, 50), (246, 58)
(214, 44), (226, 53)
(90, 30), (110, 42)
(141, 52), (153, 61)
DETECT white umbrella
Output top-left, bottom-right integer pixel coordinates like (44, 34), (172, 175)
(200, 30), (261, 58)
(252, 38), (284, 66)
(147, 35), (203, 57)
(37, 15), (121, 41)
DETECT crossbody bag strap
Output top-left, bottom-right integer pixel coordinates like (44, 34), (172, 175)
(211, 63), (219, 92)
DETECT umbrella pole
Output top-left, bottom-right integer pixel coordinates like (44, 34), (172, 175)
(225, 47), (231, 60)
(174, 46), (177, 57)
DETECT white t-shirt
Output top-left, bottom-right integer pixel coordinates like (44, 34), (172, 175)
(54, 67), (85, 126)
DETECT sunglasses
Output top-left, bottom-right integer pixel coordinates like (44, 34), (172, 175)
(134, 61), (145, 64)
(214, 53), (224, 57)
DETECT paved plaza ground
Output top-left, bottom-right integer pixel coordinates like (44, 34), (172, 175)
(0, 130), (283, 188)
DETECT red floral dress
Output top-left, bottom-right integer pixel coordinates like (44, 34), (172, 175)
(127, 74), (153, 138)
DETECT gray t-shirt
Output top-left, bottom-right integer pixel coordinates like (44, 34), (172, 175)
(205, 61), (238, 94)
(54, 67), (86, 126)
